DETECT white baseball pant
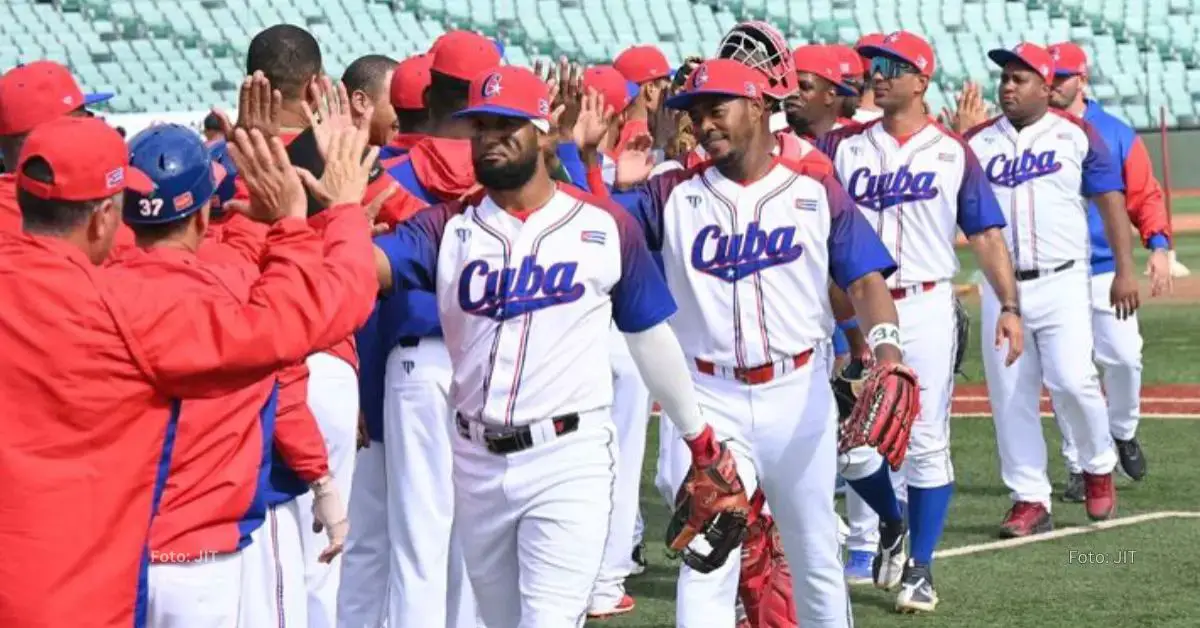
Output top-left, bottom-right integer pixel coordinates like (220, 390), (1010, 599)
(336, 440), (389, 627)
(384, 337), (476, 628)
(147, 552), (241, 627)
(982, 263), (1118, 509)
(592, 332), (652, 612)
(454, 409), (619, 627)
(675, 346), (850, 628)
(238, 500), (307, 627)
(296, 351), (359, 628)
(1057, 271), (1143, 473)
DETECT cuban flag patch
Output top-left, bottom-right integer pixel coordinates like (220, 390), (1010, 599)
(795, 198), (818, 211)
(580, 230), (606, 244)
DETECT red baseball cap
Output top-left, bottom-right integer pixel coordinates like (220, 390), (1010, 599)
(988, 42), (1055, 83)
(582, 65), (640, 114)
(429, 30), (502, 82)
(793, 45), (856, 96)
(1048, 42), (1088, 77)
(858, 31), (937, 77)
(0, 61), (114, 136)
(453, 66), (552, 132)
(614, 45), (672, 84)
(390, 53), (432, 110)
(664, 58), (766, 110)
(17, 116), (152, 202)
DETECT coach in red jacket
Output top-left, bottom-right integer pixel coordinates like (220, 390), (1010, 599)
(0, 117), (375, 627)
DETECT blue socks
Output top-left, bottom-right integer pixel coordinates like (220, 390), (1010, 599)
(847, 461), (903, 523)
(908, 484), (954, 566)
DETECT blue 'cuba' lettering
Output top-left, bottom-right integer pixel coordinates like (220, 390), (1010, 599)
(457, 256), (585, 321)
(847, 165), (940, 210)
(985, 150), (1063, 187)
(690, 221), (804, 282)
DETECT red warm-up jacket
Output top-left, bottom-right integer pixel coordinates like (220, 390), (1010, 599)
(0, 204), (374, 627)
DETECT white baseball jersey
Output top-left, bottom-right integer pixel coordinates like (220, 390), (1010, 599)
(818, 120), (1005, 288)
(967, 110), (1124, 271)
(375, 185), (675, 426)
(613, 160), (896, 369)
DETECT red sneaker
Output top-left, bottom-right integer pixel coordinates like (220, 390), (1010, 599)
(587, 594), (635, 620)
(999, 501), (1052, 538)
(1083, 472), (1116, 521)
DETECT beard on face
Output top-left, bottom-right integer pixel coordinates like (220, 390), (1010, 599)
(474, 143), (540, 191)
(785, 108), (812, 135)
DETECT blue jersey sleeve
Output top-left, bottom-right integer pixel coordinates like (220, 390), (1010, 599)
(1080, 120), (1125, 197)
(823, 173), (898, 289)
(610, 210), (678, 333)
(374, 202), (458, 292)
(832, 327), (850, 357)
(956, 146), (1007, 236)
(556, 142), (590, 192)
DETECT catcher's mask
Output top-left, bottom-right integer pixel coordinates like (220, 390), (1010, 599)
(716, 21), (797, 100)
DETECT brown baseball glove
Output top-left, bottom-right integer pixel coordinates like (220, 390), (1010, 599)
(837, 360), (921, 470)
(666, 434), (751, 573)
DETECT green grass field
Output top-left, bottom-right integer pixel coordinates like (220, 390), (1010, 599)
(1170, 196), (1200, 214)
(598, 234), (1200, 627)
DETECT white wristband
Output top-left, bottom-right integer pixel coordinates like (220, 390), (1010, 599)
(866, 323), (902, 353)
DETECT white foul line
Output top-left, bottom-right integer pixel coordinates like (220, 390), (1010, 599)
(934, 511), (1200, 559)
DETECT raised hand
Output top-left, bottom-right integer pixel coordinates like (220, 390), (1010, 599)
(572, 88), (614, 151)
(224, 127), (307, 223)
(553, 58), (585, 143)
(302, 76), (362, 159)
(295, 122), (379, 209)
(941, 81), (988, 134)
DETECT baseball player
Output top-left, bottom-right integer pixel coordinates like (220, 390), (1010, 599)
(783, 45), (857, 140)
(820, 31), (1022, 612)
(113, 124), (350, 626)
(1045, 41), (1171, 498)
(343, 54), (400, 148)
(967, 42), (1139, 538)
(608, 57), (918, 628)
(613, 44), (674, 155)
(373, 65), (746, 627)
(0, 115), (376, 626)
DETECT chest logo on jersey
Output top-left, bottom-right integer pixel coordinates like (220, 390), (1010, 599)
(458, 256), (585, 321)
(691, 221), (804, 282)
(985, 149), (1062, 187)
(846, 166), (940, 210)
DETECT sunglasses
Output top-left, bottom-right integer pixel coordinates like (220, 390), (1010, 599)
(870, 56), (921, 80)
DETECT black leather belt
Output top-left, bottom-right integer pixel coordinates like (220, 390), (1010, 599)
(455, 413), (580, 454)
(1016, 260), (1074, 282)
(398, 337), (420, 348)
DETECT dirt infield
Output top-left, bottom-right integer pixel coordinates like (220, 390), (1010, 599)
(952, 384), (1200, 416)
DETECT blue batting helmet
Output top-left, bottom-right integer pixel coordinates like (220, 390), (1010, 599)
(207, 139), (238, 217)
(124, 124), (218, 225)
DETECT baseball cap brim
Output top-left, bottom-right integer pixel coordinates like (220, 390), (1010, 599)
(834, 82), (856, 97)
(987, 49), (1042, 78)
(452, 104), (550, 132)
(1054, 68), (1083, 77)
(84, 92), (114, 106)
